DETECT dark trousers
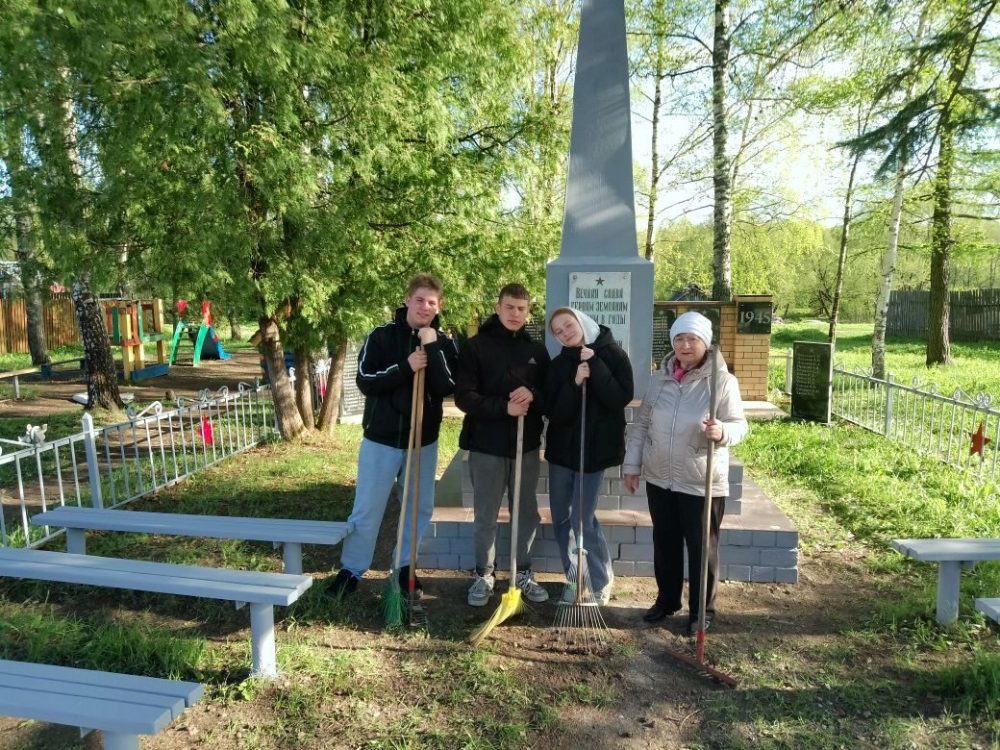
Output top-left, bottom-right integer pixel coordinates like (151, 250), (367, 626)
(645, 484), (725, 620)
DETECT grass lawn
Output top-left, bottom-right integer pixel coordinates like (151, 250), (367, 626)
(771, 321), (1000, 397)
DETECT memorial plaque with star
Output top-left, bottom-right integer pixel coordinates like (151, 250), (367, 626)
(569, 271), (631, 353)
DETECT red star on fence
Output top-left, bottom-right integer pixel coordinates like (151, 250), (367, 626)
(969, 422), (992, 457)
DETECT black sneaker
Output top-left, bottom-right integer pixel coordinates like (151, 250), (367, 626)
(398, 565), (423, 597)
(328, 569), (358, 599)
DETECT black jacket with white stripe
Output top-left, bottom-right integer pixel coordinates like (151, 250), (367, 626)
(356, 306), (459, 449)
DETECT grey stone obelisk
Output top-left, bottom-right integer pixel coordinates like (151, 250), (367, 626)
(545, 0), (654, 395)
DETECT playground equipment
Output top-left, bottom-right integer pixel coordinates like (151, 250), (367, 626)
(104, 298), (169, 382)
(169, 300), (232, 367)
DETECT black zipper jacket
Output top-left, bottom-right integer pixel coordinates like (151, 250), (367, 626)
(455, 314), (549, 457)
(544, 325), (634, 472)
(357, 306), (459, 448)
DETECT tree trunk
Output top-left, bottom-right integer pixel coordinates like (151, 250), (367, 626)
(227, 310), (242, 341)
(316, 336), (348, 434)
(644, 7), (664, 262)
(72, 280), (123, 410)
(873, 9), (926, 378)
(293, 347), (315, 429)
(927, 115), (954, 366)
(258, 315), (307, 439)
(711, 0), (733, 302)
(828, 152), (860, 346)
(18, 238), (51, 367)
(872, 155), (907, 378)
(5, 117), (51, 366)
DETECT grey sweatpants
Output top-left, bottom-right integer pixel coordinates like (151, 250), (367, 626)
(469, 449), (541, 577)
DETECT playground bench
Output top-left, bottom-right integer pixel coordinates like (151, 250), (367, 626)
(975, 598), (1000, 624)
(40, 357), (87, 380)
(32, 507), (353, 575)
(0, 548), (311, 678)
(0, 659), (202, 750)
(891, 538), (1000, 626)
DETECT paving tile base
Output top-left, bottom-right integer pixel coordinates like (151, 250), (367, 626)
(421, 452), (798, 584)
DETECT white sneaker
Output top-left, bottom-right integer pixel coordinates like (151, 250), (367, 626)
(515, 570), (549, 603)
(594, 585), (612, 606)
(467, 574), (495, 607)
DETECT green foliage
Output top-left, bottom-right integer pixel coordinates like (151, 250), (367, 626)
(925, 647), (1000, 718)
(0, 603), (206, 680)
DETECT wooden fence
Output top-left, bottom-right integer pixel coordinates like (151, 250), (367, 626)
(0, 296), (79, 354)
(887, 288), (1000, 341)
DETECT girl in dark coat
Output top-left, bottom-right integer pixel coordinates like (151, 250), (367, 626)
(545, 307), (634, 604)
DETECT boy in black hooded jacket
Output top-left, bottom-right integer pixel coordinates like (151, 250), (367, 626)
(455, 284), (550, 607)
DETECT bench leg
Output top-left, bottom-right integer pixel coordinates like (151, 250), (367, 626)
(102, 731), (140, 750)
(66, 529), (87, 555)
(936, 561), (962, 626)
(282, 542), (303, 575)
(250, 603), (277, 678)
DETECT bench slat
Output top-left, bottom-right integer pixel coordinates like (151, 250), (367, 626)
(891, 538), (1000, 562)
(0, 660), (202, 709)
(0, 685), (174, 735)
(0, 549), (311, 606)
(0, 674), (186, 715)
(33, 507), (351, 546)
(976, 597), (1000, 623)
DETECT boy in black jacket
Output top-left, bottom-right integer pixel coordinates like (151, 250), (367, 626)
(329, 274), (459, 598)
(455, 283), (550, 607)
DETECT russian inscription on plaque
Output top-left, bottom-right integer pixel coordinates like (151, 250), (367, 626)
(569, 271), (631, 353)
(791, 341), (833, 424)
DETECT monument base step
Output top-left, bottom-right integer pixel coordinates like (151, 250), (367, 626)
(419, 474), (797, 584)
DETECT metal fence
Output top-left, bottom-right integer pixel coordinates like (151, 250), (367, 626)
(769, 352), (998, 488)
(833, 368), (999, 486)
(0, 382), (276, 549)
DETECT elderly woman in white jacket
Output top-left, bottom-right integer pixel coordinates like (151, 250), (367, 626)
(623, 312), (748, 634)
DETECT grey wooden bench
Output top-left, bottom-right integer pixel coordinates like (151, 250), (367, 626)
(0, 658), (202, 750)
(0, 548), (311, 678)
(975, 597), (1000, 624)
(32, 507), (353, 574)
(891, 538), (1000, 626)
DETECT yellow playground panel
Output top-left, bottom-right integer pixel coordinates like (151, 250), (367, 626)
(104, 298), (169, 382)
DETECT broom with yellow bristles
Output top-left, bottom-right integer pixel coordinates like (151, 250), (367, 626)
(469, 415), (526, 646)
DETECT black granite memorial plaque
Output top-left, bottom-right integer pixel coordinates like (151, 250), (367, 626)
(652, 307), (676, 366)
(791, 341), (832, 423)
(737, 301), (773, 334)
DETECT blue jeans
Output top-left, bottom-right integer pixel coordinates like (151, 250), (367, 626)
(548, 463), (613, 593)
(339, 437), (438, 578)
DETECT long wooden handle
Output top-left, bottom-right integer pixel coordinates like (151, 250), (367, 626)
(576, 380), (587, 591)
(391, 357), (422, 573)
(697, 345), (720, 660)
(508, 414), (525, 582)
(409, 366), (426, 589)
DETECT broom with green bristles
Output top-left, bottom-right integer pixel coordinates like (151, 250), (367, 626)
(383, 362), (424, 628)
(469, 414), (526, 646)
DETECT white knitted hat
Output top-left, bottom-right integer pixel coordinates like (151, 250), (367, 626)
(669, 311), (713, 349)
